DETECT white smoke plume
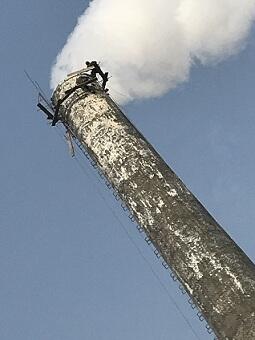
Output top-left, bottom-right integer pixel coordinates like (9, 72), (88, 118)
(51, 0), (255, 103)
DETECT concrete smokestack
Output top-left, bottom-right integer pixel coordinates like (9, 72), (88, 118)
(52, 74), (255, 340)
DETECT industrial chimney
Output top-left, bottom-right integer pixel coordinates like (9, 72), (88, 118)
(50, 70), (255, 340)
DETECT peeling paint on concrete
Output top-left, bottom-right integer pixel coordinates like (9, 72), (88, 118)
(52, 76), (255, 340)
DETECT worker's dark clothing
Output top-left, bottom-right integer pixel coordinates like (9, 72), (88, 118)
(86, 61), (108, 89)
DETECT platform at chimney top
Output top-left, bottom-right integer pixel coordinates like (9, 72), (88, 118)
(51, 66), (108, 112)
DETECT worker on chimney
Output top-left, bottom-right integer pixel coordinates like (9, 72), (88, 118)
(86, 61), (109, 89)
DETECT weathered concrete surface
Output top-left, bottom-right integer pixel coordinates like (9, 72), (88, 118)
(52, 76), (255, 340)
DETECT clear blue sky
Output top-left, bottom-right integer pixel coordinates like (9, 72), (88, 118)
(1, 1), (255, 339)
